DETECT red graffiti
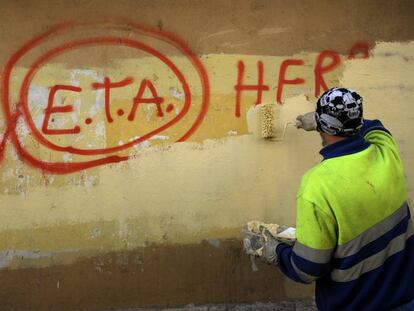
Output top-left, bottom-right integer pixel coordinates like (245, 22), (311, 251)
(129, 79), (165, 120)
(44, 76), (167, 134)
(0, 111), (19, 164)
(348, 42), (371, 60)
(0, 24), (371, 175)
(91, 76), (134, 123)
(42, 84), (82, 135)
(234, 61), (269, 117)
(235, 42), (371, 110)
(276, 59), (305, 104)
(314, 50), (341, 97)
(0, 22), (210, 174)
(21, 37), (195, 156)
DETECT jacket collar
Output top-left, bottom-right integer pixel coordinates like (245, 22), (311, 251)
(319, 133), (370, 160)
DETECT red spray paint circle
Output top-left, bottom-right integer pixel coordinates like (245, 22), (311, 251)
(20, 37), (193, 155)
(1, 22), (210, 173)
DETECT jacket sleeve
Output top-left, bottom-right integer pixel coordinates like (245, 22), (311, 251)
(276, 196), (337, 283)
(362, 119), (404, 175)
(361, 119), (398, 149)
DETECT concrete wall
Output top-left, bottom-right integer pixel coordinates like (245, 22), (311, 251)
(0, 1), (413, 310)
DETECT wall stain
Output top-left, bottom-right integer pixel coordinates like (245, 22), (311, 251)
(0, 240), (313, 311)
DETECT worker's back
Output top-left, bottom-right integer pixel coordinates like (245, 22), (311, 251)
(284, 120), (414, 310)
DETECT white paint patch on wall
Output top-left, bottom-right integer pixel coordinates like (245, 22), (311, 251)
(70, 68), (104, 125)
(133, 140), (151, 152)
(62, 153), (72, 163)
(27, 85), (48, 132)
(89, 90), (104, 118)
(150, 135), (170, 141)
(28, 85), (49, 109)
(69, 69), (102, 86)
(258, 27), (289, 36)
(33, 114), (45, 129)
(70, 98), (81, 125)
(95, 121), (106, 139)
(15, 118), (30, 142)
(0, 250), (52, 269)
(90, 228), (101, 239)
(9, 147), (19, 161)
(80, 172), (97, 188)
(56, 115), (69, 128)
(129, 136), (140, 142)
(169, 86), (184, 100)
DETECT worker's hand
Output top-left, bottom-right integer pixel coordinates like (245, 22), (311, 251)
(259, 229), (281, 265)
(296, 112), (317, 131)
(243, 230), (263, 256)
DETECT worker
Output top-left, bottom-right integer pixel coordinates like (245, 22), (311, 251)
(244, 87), (414, 310)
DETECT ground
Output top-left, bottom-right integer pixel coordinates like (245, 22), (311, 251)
(107, 300), (317, 311)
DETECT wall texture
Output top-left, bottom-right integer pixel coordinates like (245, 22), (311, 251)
(0, 1), (413, 310)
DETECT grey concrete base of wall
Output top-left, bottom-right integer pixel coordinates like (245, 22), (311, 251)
(109, 299), (317, 311)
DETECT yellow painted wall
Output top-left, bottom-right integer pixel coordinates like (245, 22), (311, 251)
(0, 1), (413, 309)
(2, 40), (414, 260)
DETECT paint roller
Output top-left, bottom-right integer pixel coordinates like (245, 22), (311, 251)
(246, 103), (300, 141)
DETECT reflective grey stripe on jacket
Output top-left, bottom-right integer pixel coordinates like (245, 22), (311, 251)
(290, 256), (317, 283)
(335, 203), (409, 258)
(293, 241), (333, 264)
(331, 223), (413, 282)
(331, 202), (413, 282)
(291, 202), (413, 283)
(291, 241), (334, 283)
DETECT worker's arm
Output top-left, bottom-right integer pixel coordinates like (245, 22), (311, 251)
(276, 196), (337, 284)
(361, 119), (404, 162)
(361, 119), (397, 147)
